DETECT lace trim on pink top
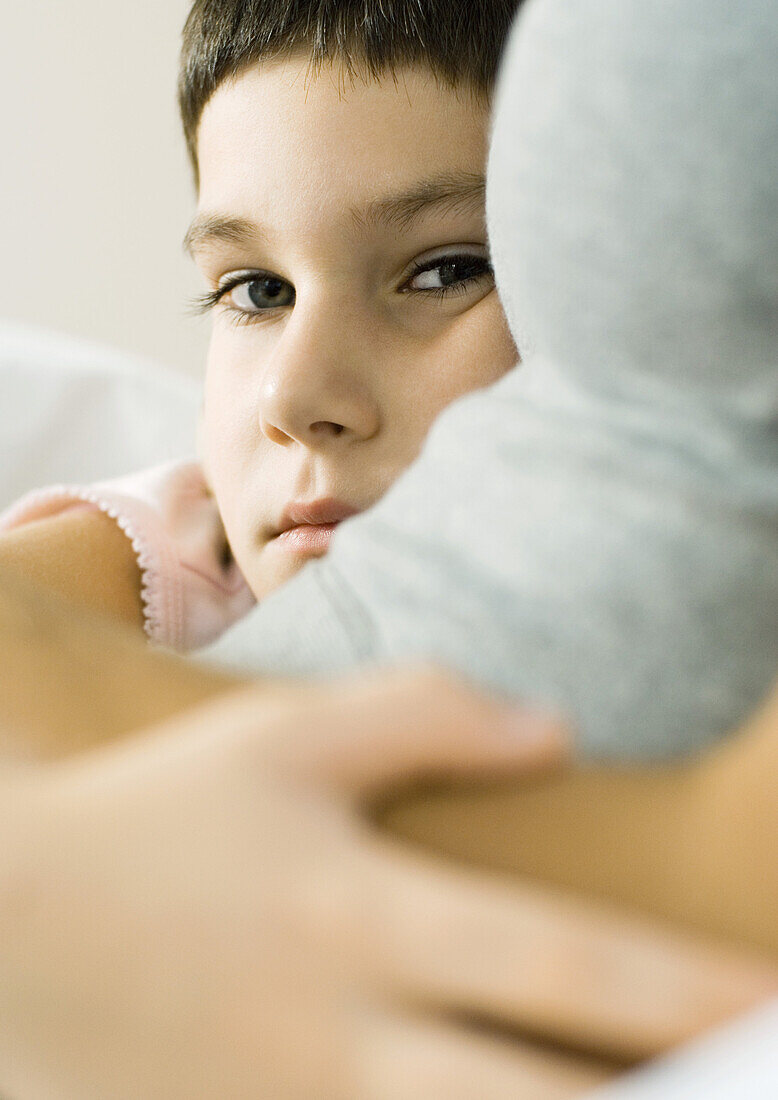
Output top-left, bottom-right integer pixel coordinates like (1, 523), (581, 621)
(0, 485), (184, 649)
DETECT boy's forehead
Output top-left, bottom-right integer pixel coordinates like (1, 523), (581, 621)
(195, 56), (489, 224)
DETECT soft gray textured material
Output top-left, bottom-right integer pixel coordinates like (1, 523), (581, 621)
(205, 0), (778, 759)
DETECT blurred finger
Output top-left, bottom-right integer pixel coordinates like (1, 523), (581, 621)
(353, 1008), (613, 1099)
(359, 841), (778, 1063)
(256, 664), (570, 796)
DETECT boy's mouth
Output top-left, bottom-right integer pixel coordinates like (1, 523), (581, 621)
(271, 498), (361, 555)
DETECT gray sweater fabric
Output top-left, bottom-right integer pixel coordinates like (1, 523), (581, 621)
(204, 0), (778, 760)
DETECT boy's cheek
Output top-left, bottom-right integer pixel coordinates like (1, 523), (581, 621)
(196, 402), (216, 493)
(196, 406), (247, 562)
(196, 403), (206, 466)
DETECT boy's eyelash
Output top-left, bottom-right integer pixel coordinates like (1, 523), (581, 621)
(186, 253), (493, 320)
(403, 254), (492, 280)
(402, 254), (493, 299)
(188, 273), (253, 317)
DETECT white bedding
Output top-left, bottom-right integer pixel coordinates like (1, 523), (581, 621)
(0, 319), (199, 509)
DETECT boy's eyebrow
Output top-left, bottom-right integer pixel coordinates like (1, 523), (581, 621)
(183, 171), (486, 256)
(351, 170), (486, 234)
(183, 213), (259, 257)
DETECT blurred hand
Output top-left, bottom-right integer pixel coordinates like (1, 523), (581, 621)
(0, 667), (775, 1099)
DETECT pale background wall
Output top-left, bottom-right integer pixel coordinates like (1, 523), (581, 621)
(0, 0), (209, 377)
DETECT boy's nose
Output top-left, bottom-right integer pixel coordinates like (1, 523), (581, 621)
(257, 326), (381, 449)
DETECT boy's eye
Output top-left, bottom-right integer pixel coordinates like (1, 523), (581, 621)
(189, 271), (294, 322)
(228, 275), (295, 312)
(402, 252), (494, 297)
(191, 251), (493, 323)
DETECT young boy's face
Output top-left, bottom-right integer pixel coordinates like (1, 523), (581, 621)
(190, 55), (518, 599)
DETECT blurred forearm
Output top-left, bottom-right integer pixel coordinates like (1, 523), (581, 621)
(0, 561), (238, 759)
(0, 510), (145, 629)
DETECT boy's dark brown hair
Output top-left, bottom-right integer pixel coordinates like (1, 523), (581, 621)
(179, 0), (521, 186)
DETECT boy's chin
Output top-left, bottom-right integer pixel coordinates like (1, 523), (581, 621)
(244, 550), (316, 602)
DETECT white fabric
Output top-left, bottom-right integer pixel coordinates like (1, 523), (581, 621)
(585, 999), (778, 1098)
(0, 319), (199, 510)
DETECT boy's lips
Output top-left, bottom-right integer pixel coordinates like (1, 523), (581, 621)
(270, 498), (361, 554)
(276, 499), (361, 533)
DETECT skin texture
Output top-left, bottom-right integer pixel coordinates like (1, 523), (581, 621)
(193, 57), (518, 599)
